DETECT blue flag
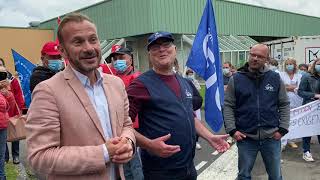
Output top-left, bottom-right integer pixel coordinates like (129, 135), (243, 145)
(11, 49), (36, 107)
(186, 0), (224, 132)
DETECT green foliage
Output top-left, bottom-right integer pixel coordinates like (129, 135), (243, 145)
(5, 162), (18, 180)
(200, 85), (205, 108)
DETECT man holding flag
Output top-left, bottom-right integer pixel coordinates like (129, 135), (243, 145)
(127, 30), (229, 180)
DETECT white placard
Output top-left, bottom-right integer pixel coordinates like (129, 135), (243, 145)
(283, 100), (320, 140)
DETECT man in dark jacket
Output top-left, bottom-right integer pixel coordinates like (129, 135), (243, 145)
(29, 41), (63, 93)
(224, 44), (290, 180)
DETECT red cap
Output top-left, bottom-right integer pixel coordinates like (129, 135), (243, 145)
(111, 45), (122, 53)
(41, 41), (60, 56)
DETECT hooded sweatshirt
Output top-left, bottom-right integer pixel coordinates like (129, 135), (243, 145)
(224, 63), (290, 140)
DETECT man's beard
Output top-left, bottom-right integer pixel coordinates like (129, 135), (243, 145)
(66, 50), (100, 74)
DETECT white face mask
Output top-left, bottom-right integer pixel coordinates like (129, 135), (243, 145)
(269, 65), (277, 71)
(223, 68), (230, 75)
(186, 74), (194, 79)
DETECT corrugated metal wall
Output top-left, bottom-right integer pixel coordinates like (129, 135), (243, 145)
(38, 0), (320, 40)
(216, 0), (319, 36)
(39, 0), (153, 40)
(149, 0), (206, 34)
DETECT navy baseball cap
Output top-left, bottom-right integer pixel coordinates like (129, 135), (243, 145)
(106, 45), (132, 62)
(147, 31), (174, 50)
(110, 47), (132, 56)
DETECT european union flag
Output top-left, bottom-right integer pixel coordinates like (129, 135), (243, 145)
(186, 0), (223, 132)
(11, 49), (36, 107)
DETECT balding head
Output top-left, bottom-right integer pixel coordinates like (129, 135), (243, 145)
(248, 44), (269, 71)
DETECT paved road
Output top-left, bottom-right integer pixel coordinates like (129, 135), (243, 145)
(16, 112), (320, 180)
(194, 121), (320, 180)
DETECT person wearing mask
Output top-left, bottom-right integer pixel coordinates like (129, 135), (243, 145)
(185, 69), (203, 150)
(223, 62), (233, 85)
(0, 58), (26, 164)
(298, 64), (309, 76)
(99, 45), (119, 75)
(127, 31), (229, 180)
(0, 66), (16, 180)
(224, 44), (290, 180)
(103, 46), (143, 180)
(106, 46), (141, 87)
(298, 58), (320, 162)
(279, 58), (303, 149)
(29, 41), (64, 93)
(223, 62), (233, 91)
(269, 59), (280, 73)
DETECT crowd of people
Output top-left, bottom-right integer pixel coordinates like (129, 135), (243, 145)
(0, 57), (26, 180)
(0, 12), (319, 180)
(224, 46), (320, 179)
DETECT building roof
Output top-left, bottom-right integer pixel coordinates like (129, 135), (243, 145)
(38, 0), (320, 40)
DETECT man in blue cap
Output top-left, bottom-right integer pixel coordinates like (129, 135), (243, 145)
(127, 31), (230, 180)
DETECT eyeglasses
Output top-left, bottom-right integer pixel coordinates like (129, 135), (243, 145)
(249, 53), (267, 60)
(149, 41), (173, 52)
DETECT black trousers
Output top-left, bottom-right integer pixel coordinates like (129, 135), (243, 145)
(5, 141), (19, 160)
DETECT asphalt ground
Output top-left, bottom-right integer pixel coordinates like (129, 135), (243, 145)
(15, 110), (320, 180)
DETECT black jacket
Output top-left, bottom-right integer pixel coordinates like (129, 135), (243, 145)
(30, 66), (56, 93)
(186, 79), (203, 110)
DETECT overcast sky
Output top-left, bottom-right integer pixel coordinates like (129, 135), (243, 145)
(0, 0), (319, 27)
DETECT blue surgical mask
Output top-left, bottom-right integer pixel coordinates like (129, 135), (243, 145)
(286, 64), (294, 72)
(298, 70), (307, 76)
(114, 60), (127, 72)
(315, 64), (320, 73)
(48, 60), (64, 72)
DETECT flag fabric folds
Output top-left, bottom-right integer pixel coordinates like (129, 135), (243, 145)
(186, 0), (224, 132)
(11, 49), (36, 107)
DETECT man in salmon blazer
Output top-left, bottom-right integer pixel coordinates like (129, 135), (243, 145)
(26, 13), (135, 180)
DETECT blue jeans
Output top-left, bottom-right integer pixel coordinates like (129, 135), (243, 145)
(124, 151), (144, 180)
(302, 135), (320, 153)
(237, 138), (282, 180)
(0, 129), (7, 180)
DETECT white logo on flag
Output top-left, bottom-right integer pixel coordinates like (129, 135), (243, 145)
(202, 30), (221, 111)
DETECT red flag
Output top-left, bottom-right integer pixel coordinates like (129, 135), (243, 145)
(55, 17), (61, 44)
(55, 16), (69, 65)
(57, 16), (61, 25)
(111, 45), (122, 53)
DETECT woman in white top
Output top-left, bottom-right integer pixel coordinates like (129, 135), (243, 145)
(280, 58), (303, 149)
